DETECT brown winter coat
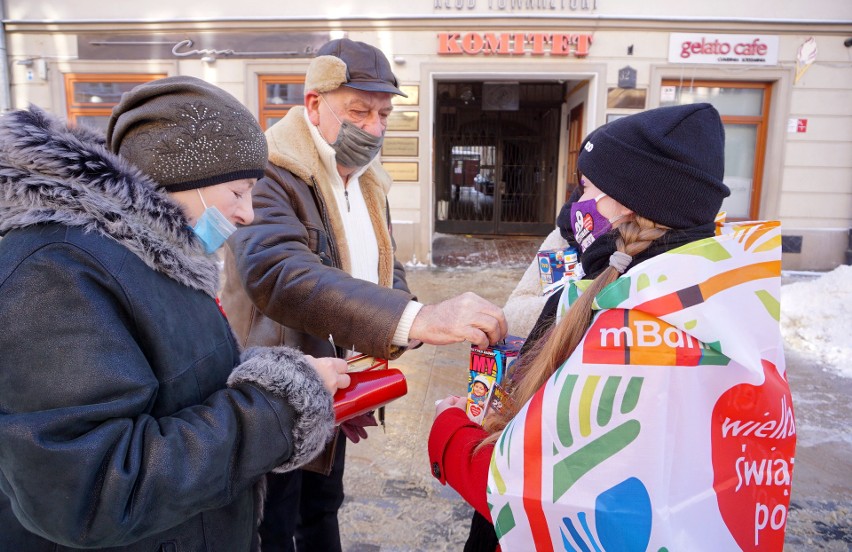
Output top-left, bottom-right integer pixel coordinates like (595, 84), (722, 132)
(222, 106), (413, 363)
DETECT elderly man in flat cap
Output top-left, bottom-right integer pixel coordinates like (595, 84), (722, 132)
(222, 38), (508, 551)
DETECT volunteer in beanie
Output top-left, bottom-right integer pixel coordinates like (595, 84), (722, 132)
(431, 103), (793, 551)
(0, 75), (349, 551)
(222, 38), (507, 551)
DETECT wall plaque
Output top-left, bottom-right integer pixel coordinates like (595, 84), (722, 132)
(382, 162), (419, 182)
(606, 87), (646, 109)
(387, 111), (419, 131)
(393, 85), (420, 106)
(382, 137), (419, 157)
(606, 113), (628, 123)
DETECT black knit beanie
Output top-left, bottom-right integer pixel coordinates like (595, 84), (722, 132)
(106, 76), (267, 192)
(577, 103), (730, 229)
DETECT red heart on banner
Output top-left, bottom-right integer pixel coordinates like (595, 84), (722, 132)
(711, 360), (796, 551)
(469, 403), (482, 418)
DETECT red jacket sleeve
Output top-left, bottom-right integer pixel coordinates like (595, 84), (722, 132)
(428, 408), (494, 522)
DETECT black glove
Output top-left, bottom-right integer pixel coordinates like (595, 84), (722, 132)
(557, 186), (583, 245)
(340, 411), (379, 443)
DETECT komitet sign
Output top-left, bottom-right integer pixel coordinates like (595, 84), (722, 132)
(669, 33), (779, 65)
(439, 32), (592, 57)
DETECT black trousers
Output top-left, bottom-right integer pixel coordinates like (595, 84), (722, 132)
(465, 510), (500, 552)
(259, 433), (347, 552)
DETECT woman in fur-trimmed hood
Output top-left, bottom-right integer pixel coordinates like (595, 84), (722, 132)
(0, 76), (349, 551)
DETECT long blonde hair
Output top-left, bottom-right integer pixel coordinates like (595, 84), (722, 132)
(479, 216), (668, 448)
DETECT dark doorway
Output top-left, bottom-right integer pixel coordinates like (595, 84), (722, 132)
(434, 81), (562, 235)
(565, 103), (585, 202)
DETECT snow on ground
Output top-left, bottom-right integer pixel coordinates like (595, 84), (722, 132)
(781, 265), (852, 378)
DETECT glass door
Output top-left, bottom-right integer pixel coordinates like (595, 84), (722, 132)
(434, 81), (561, 235)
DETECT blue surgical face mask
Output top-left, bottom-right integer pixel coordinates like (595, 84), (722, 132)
(192, 189), (237, 255)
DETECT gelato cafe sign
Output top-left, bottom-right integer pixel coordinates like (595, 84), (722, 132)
(438, 31), (592, 57)
(434, 0), (598, 9)
(669, 33), (779, 65)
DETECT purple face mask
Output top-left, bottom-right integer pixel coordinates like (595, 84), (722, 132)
(570, 193), (612, 253)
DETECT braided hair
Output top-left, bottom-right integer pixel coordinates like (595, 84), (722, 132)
(479, 216), (668, 446)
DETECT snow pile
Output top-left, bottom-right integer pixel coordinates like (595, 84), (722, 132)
(781, 264), (852, 378)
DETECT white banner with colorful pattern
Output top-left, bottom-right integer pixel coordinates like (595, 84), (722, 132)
(487, 220), (795, 552)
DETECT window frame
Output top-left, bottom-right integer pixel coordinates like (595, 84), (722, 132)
(661, 79), (772, 221)
(64, 73), (166, 130)
(258, 74), (306, 130)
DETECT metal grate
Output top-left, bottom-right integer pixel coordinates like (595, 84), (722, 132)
(434, 81), (561, 236)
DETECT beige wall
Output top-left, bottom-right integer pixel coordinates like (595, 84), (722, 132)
(5, 0), (852, 22)
(3, 2), (851, 269)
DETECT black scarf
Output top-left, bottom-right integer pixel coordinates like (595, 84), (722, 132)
(579, 222), (718, 280)
(516, 221), (718, 361)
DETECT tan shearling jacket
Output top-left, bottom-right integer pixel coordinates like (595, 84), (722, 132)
(221, 106), (413, 362)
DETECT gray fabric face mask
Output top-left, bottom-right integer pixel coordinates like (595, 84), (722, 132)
(320, 95), (384, 168)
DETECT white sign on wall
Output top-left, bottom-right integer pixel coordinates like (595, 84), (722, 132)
(668, 33), (778, 65)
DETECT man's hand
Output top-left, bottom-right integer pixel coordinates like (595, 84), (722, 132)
(305, 355), (350, 395)
(409, 292), (508, 349)
(435, 395), (466, 418)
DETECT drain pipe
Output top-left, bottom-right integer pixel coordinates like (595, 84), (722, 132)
(0, 3), (11, 112)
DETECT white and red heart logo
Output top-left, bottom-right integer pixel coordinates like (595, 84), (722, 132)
(711, 360), (796, 551)
(582, 212), (595, 233)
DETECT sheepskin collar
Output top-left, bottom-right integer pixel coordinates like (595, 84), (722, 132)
(265, 106), (396, 287)
(265, 106), (392, 196)
(0, 107), (219, 297)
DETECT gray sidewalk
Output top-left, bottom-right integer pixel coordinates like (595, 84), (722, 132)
(338, 257), (851, 551)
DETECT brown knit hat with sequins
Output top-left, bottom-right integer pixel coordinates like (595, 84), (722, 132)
(106, 76), (267, 192)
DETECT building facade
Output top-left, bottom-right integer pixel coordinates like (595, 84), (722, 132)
(3, 0), (850, 269)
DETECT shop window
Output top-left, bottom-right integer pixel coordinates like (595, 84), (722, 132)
(660, 80), (771, 220)
(258, 75), (305, 130)
(64, 74), (165, 133)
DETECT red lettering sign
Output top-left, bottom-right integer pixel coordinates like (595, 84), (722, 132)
(437, 32), (593, 58)
(575, 34), (591, 57)
(438, 32), (462, 54)
(528, 33), (547, 55)
(483, 33), (512, 55)
(462, 32), (484, 54)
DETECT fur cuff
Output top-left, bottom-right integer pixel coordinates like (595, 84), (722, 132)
(228, 346), (335, 473)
